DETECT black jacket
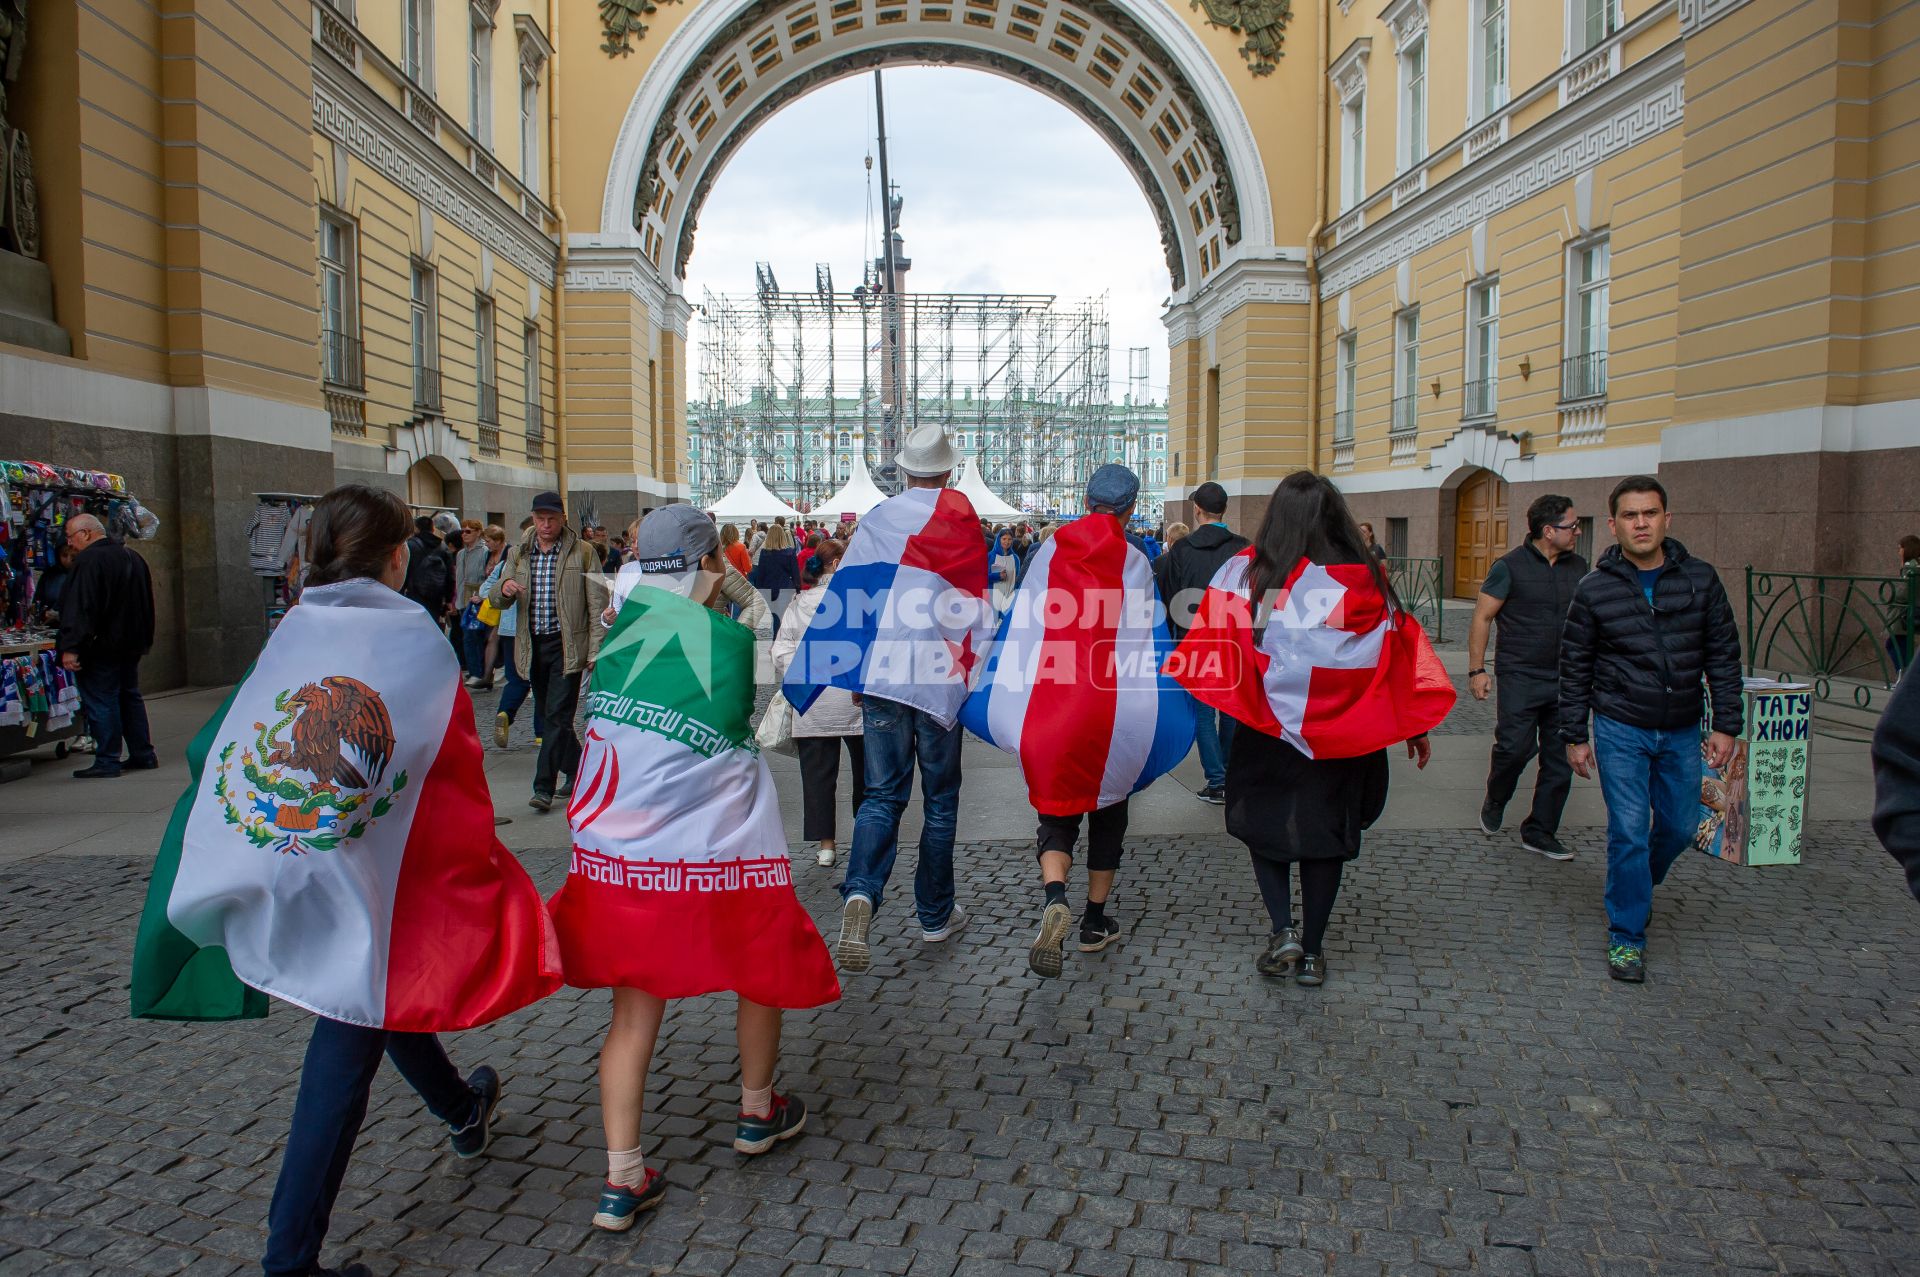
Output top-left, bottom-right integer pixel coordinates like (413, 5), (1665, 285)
(57, 538), (155, 663)
(1558, 538), (1743, 744)
(751, 546), (800, 595)
(1872, 666), (1920, 902)
(401, 533), (454, 615)
(1153, 523), (1250, 640)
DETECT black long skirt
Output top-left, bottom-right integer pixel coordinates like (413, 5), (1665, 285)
(1224, 727), (1389, 863)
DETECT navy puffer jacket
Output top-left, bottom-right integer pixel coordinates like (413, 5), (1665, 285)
(1557, 538), (1744, 744)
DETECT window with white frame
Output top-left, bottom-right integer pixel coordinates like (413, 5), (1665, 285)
(319, 212), (360, 387)
(522, 322), (539, 424)
(838, 455), (851, 481)
(1465, 279), (1499, 417)
(1393, 309), (1420, 432)
(1564, 235), (1610, 400)
(1572, 0), (1618, 56)
(410, 261), (438, 407)
(1399, 36), (1427, 170)
(474, 295), (498, 423)
(403, 0), (433, 89)
(519, 73), (538, 190)
(1472, 0), (1508, 120)
(1335, 331), (1357, 441)
(468, 9), (493, 146)
(1341, 94), (1367, 210)
(838, 430), (851, 448)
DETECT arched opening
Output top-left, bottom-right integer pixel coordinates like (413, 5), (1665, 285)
(1451, 467), (1509, 598)
(406, 457), (461, 510)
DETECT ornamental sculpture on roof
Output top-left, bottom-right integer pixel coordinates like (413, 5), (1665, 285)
(1191, 0), (1293, 77)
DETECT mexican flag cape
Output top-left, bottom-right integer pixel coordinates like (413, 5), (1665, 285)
(547, 569), (840, 1008)
(130, 579), (562, 1031)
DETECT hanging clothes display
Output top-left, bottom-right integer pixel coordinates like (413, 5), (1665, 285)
(250, 494), (318, 636)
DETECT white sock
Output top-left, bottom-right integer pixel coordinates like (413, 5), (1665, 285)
(606, 1144), (646, 1189)
(741, 1082), (774, 1118)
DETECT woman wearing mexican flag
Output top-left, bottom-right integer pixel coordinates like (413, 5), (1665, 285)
(549, 504), (840, 1231)
(130, 484), (563, 1277)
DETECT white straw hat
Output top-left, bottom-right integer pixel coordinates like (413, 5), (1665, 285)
(893, 424), (959, 478)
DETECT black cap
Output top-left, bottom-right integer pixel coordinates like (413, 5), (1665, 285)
(1191, 482), (1228, 515)
(531, 490), (564, 514)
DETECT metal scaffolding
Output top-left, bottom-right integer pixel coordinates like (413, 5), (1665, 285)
(691, 272), (1111, 517)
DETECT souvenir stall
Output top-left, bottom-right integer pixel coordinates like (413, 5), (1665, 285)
(0, 460), (159, 774)
(250, 492), (318, 636)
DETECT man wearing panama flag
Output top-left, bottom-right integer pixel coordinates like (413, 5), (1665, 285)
(963, 464), (1194, 977)
(129, 485), (561, 1277)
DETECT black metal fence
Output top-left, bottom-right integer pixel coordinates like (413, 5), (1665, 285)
(1746, 566), (1916, 714)
(1386, 556), (1445, 641)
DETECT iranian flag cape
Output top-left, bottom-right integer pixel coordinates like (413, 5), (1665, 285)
(130, 578), (562, 1030)
(1171, 550), (1455, 758)
(547, 566), (840, 1009)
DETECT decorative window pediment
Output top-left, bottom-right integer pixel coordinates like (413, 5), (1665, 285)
(1331, 37), (1372, 105)
(1378, 0), (1428, 52)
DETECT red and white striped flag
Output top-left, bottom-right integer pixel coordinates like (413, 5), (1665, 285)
(1170, 549), (1454, 758)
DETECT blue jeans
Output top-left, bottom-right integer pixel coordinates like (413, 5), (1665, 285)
(1189, 692), (1236, 788)
(77, 657), (155, 770)
(262, 1017), (476, 1275)
(1592, 714), (1701, 950)
(842, 696), (962, 931)
(495, 635), (541, 735)
(461, 620), (492, 681)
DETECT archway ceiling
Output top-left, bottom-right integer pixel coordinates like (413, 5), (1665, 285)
(627, 0), (1251, 293)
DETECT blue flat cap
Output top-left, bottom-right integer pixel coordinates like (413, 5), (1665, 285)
(1085, 463), (1141, 512)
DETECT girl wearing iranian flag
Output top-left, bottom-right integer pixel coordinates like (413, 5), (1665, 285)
(548, 505), (840, 1231)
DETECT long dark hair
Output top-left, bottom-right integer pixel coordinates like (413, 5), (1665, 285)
(305, 484), (412, 588)
(1247, 471), (1397, 613)
(803, 537), (844, 585)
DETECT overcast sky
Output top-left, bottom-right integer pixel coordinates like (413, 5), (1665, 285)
(683, 66), (1170, 404)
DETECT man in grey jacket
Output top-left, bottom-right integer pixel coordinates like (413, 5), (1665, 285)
(490, 491), (608, 811)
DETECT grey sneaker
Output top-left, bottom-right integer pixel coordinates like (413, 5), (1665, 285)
(494, 711), (510, 748)
(1256, 927), (1303, 976)
(921, 904), (968, 943)
(1522, 831), (1575, 861)
(836, 895), (873, 973)
(1028, 901), (1074, 978)
(1296, 954), (1328, 987)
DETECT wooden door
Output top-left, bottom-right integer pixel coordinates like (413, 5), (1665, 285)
(1453, 469), (1509, 597)
(407, 459), (444, 508)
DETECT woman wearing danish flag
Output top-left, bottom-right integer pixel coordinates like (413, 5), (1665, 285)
(1171, 472), (1455, 987)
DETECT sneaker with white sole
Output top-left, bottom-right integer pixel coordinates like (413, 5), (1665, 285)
(836, 895), (873, 972)
(1479, 797), (1505, 835)
(592, 1168), (666, 1230)
(815, 845), (836, 868)
(494, 711), (510, 748)
(733, 1093), (808, 1154)
(1028, 901), (1074, 978)
(921, 904), (968, 943)
(1077, 913), (1121, 953)
(1522, 830), (1575, 861)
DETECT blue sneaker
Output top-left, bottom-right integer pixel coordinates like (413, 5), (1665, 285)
(592, 1168), (666, 1231)
(733, 1093), (808, 1155)
(449, 1065), (500, 1159)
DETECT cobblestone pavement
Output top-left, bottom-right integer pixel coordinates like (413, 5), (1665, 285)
(4, 816), (1919, 1277)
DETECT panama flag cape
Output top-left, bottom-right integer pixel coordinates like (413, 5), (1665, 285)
(548, 569), (839, 1008)
(131, 579), (562, 1030)
(1171, 549), (1455, 758)
(782, 486), (992, 730)
(961, 515), (1194, 814)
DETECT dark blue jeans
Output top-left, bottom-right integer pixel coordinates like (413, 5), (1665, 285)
(262, 1017), (476, 1276)
(1592, 714), (1701, 950)
(76, 657), (155, 771)
(1189, 692), (1235, 788)
(461, 620), (492, 681)
(842, 696), (962, 932)
(496, 635), (539, 733)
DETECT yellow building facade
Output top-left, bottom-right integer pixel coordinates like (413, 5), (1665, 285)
(0, 0), (1911, 684)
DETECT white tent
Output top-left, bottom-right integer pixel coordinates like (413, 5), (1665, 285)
(954, 454), (1023, 521)
(706, 458), (802, 521)
(811, 461), (890, 519)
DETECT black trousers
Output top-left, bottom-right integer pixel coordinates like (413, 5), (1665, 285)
(528, 631), (581, 795)
(1036, 799), (1130, 872)
(1249, 855), (1345, 956)
(796, 734), (866, 843)
(1485, 670), (1573, 841)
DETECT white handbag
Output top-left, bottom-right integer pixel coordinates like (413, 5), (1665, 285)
(755, 694), (799, 756)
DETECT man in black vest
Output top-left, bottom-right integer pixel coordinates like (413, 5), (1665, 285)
(1469, 493), (1587, 860)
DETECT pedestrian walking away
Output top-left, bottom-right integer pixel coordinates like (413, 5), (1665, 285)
(1171, 472), (1453, 988)
(783, 423), (994, 974)
(129, 483), (562, 1277)
(489, 491), (608, 812)
(1151, 480), (1248, 804)
(1558, 475), (1743, 985)
(56, 513), (159, 778)
(1469, 494), (1589, 860)
(553, 505), (838, 1232)
(481, 545), (543, 748)
(770, 538), (865, 869)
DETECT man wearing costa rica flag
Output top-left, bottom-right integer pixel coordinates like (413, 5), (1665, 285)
(783, 424), (994, 974)
(129, 484), (562, 1277)
(962, 464), (1194, 978)
(1170, 471), (1455, 986)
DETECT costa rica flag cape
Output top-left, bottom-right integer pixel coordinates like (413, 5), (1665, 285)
(131, 578), (563, 1030)
(782, 487), (992, 730)
(961, 514), (1193, 814)
(547, 567), (839, 1008)
(1170, 549), (1455, 758)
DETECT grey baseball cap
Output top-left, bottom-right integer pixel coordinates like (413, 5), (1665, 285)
(630, 503), (719, 573)
(1085, 463), (1141, 513)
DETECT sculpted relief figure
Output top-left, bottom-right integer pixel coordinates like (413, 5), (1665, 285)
(0, 0), (39, 258)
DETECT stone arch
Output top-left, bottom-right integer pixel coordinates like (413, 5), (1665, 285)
(597, 0), (1276, 298)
